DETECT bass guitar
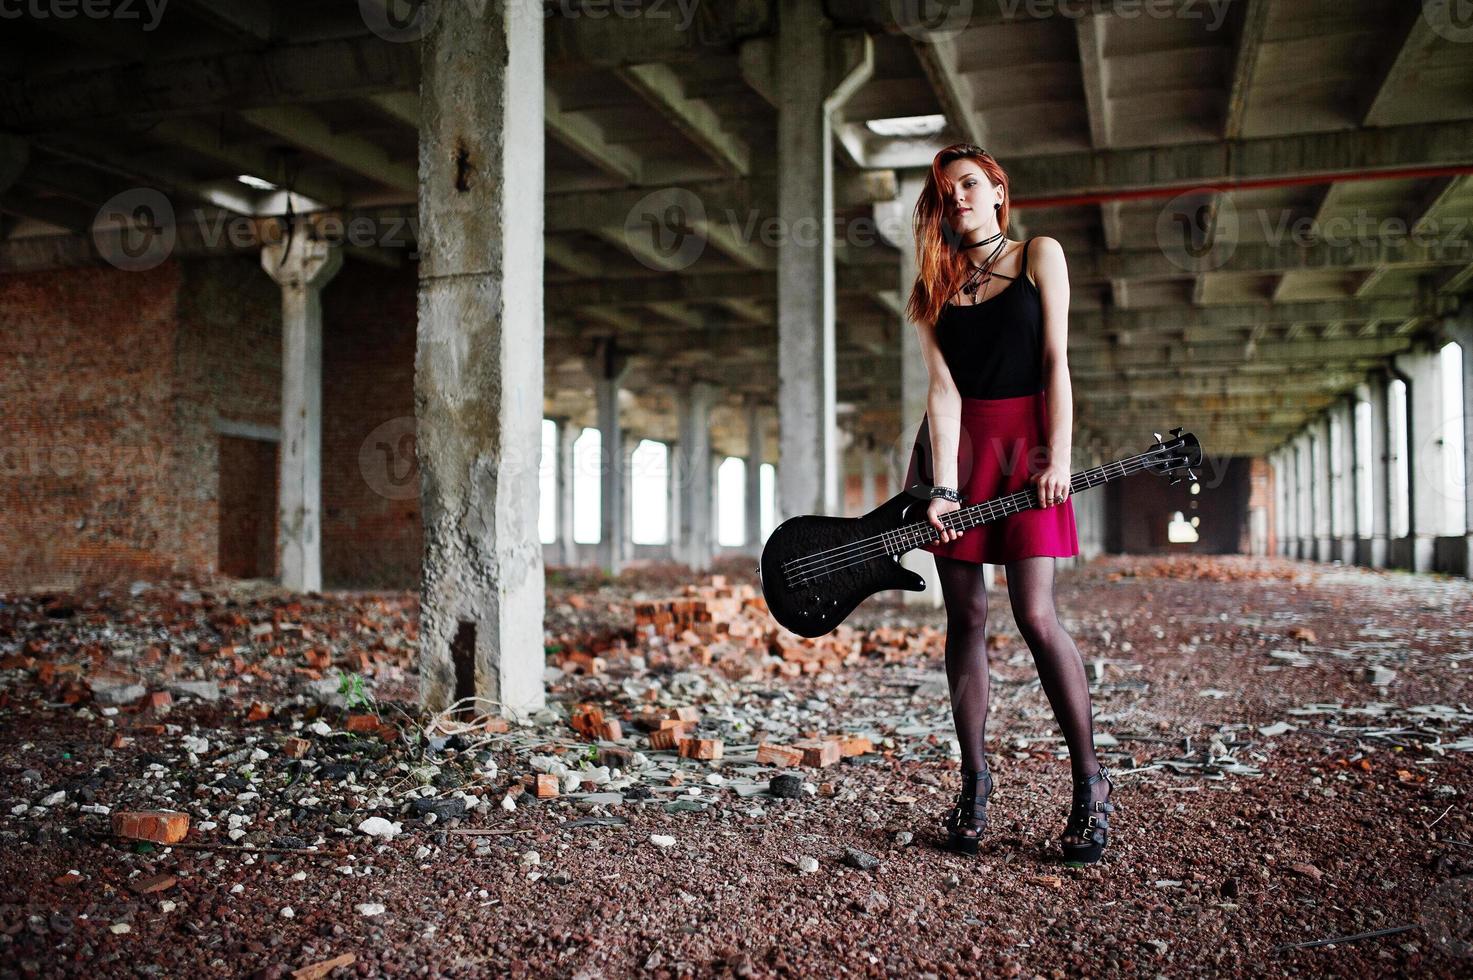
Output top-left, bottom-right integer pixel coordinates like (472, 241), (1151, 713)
(759, 428), (1202, 637)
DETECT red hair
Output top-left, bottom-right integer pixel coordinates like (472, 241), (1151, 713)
(905, 144), (1013, 327)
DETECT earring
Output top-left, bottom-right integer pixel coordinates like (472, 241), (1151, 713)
(994, 203), (1001, 213)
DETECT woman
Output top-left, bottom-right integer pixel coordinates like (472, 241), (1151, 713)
(901, 143), (1114, 864)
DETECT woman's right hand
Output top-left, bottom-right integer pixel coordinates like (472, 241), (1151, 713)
(927, 497), (962, 544)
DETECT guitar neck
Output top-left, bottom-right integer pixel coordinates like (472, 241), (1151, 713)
(886, 449), (1157, 554)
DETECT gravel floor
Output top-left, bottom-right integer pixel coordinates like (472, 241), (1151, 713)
(2, 554), (1472, 978)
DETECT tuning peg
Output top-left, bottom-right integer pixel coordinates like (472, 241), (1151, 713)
(1170, 426), (1183, 438)
(1153, 431), (1162, 444)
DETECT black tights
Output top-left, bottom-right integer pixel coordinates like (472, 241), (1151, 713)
(936, 555), (1100, 782)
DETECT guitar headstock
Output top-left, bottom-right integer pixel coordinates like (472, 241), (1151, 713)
(1146, 427), (1203, 485)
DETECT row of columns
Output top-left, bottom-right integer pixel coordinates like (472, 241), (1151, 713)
(1270, 313), (1472, 577)
(548, 384), (774, 575)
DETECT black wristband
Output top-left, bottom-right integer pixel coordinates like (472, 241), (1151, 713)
(928, 486), (961, 503)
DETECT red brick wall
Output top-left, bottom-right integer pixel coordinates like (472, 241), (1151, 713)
(0, 256), (280, 590)
(321, 259), (421, 589)
(0, 262), (184, 589)
(175, 256), (283, 575)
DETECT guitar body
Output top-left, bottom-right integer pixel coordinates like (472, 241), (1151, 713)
(757, 428), (1203, 639)
(760, 487), (932, 637)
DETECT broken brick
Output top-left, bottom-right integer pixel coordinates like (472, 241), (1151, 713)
(345, 713), (380, 733)
(128, 873), (177, 895)
(112, 810), (190, 844)
(794, 739), (842, 768)
(756, 743), (805, 768)
(678, 737), (723, 761)
(530, 774), (559, 799)
(840, 736), (873, 757)
(282, 737), (311, 759)
(137, 691), (172, 712)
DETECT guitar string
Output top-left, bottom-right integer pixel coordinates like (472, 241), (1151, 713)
(782, 452), (1164, 586)
(779, 451), (1161, 579)
(784, 454), (1158, 586)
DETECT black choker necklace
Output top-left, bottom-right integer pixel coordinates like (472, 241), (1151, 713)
(961, 231), (1003, 250)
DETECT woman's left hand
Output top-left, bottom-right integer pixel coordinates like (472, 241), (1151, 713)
(1033, 463), (1071, 508)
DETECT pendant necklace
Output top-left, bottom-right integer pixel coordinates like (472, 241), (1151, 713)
(961, 233), (1008, 302)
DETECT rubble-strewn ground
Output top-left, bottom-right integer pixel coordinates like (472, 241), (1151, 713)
(3, 555), (1473, 978)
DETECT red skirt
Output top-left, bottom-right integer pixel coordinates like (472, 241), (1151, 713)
(903, 391), (1079, 565)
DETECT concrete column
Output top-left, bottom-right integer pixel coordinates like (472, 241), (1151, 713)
(1325, 409), (1343, 560)
(415, 0), (545, 718)
(1331, 398), (1357, 562)
(261, 235), (342, 593)
(775, 1), (872, 526)
(1394, 348), (1455, 572)
(1348, 388), (1371, 564)
(1310, 419), (1333, 562)
(745, 399), (764, 551)
(1302, 436), (1313, 557)
(677, 382), (717, 570)
(1446, 309), (1473, 577)
(591, 343), (631, 576)
(1365, 372), (1393, 567)
(666, 437), (682, 558)
(860, 438), (878, 513)
(1271, 449), (1288, 556)
(555, 418), (578, 567)
(1283, 446), (1299, 557)
(621, 430), (639, 564)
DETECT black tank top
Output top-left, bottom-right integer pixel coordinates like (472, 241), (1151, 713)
(934, 238), (1043, 399)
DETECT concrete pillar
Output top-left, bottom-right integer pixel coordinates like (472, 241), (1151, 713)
(1365, 372), (1393, 567)
(677, 382), (717, 570)
(1270, 449), (1287, 556)
(1294, 434), (1312, 559)
(1395, 348), (1457, 571)
(1330, 398), (1357, 562)
(591, 343), (631, 576)
(775, 1), (871, 526)
(1283, 445), (1299, 557)
(261, 235), (342, 592)
(621, 430), (639, 564)
(415, 0), (545, 718)
(1446, 309), (1473, 577)
(666, 437), (682, 558)
(554, 418), (578, 567)
(860, 439), (878, 513)
(745, 399), (765, 551)
(1310, 419), (1332, 561)
(1348, 387), (1371, 564)
(1325, 409), (1343, 561)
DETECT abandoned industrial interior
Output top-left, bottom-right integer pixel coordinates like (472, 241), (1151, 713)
(2, 0), (1473, 975)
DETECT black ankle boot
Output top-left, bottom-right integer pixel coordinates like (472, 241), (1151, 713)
(1060, 765), (1114, 865)
(943, 763), (993, 855)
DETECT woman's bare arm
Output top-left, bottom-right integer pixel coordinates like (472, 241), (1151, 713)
(915, 317), (963, 490)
